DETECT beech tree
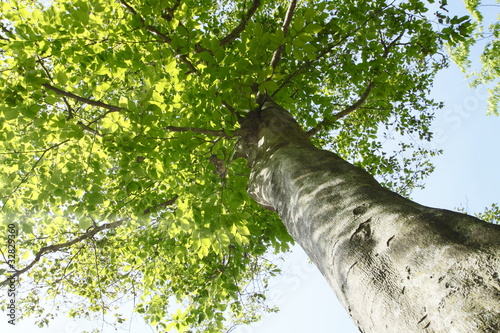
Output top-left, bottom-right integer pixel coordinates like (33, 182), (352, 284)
(0, 0), (499, 332)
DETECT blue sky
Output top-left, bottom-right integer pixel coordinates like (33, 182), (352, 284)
(2, 1), (499, 333)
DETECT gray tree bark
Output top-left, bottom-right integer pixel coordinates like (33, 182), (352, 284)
(238, 97), (500, 333)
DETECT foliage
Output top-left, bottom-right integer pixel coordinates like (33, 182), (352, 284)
(447, 0), (500, 115)
(475, 203), (500, 224)
(0, 0), (469, 331)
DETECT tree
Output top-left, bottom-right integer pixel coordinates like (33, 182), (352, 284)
(0, 0), (498, 332)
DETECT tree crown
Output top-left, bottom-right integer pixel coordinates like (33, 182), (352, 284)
(0, 0), (471, 331)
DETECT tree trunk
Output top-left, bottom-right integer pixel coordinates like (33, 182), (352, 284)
(238, 97), (500, 333)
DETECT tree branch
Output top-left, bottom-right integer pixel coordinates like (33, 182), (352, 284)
(42, 84), (122, 112)
(271, 57), (317, 97)
(272, 4), (392, 98)
(306, 81), (375, 137)
(143, 194), (179, 215)
(0, 220), (125, 287)
(0, 22), (14, 40)
(42, 83), (119, 133)
(269, 0), (297, 70)
(119, 0), (199, 74)
(176, 54), (199, 74)
(119, 0), (172, 43)
(272, 34), (345, 98)
(39, 81), (104, 135)
(219, 0), (261, 47)
(1, 140), (70, 212)
(77, 121), (103, 136)
(306, 29), (406, 137)
(0, 192), (179, 285)
(165, 125), (238, 137)
(222, 100), (236, 114)
(37, 56), (77, 120)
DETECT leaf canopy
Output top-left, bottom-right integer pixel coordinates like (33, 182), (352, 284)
(447, 0), (500, 115)
(0, 0), (470, 331)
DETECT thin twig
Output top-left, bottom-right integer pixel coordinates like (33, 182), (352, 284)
(119, 0), (172, 43)
(143, 194), (179, 215)
(119, 0), (199, 74)
(0, 23), (14, 40)
(254, 0), (298, 101)
(1, 140), (70, 211)
(272, 4), (391, 97)
(77, 121), (102, 136)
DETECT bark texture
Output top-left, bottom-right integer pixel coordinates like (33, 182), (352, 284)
(238, 97), (500, 333)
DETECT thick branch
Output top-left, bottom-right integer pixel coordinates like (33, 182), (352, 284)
(0, 220), (125, 286)
(269, 0), (297, 70)
(306, 29), (406, 137)
(37, 57), (79, 120)
(306, 81), (375, 137)
(42, 84), (122, 112)
(219, 0), (261, 47)
(165, 125), (237, 137)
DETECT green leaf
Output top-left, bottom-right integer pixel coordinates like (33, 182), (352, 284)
(126, 181), (141, 193)
(1, 107), (18, 120)
(304, 23), (323, 34)
(79, 217), (93, 230)
(86, 192), (104, 205)
(258, 80), (279, 93)
(55, 71), (68, 85)
(237, 225), (250, 236)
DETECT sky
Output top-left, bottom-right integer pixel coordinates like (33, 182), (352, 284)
(2, 1), (499, 333)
